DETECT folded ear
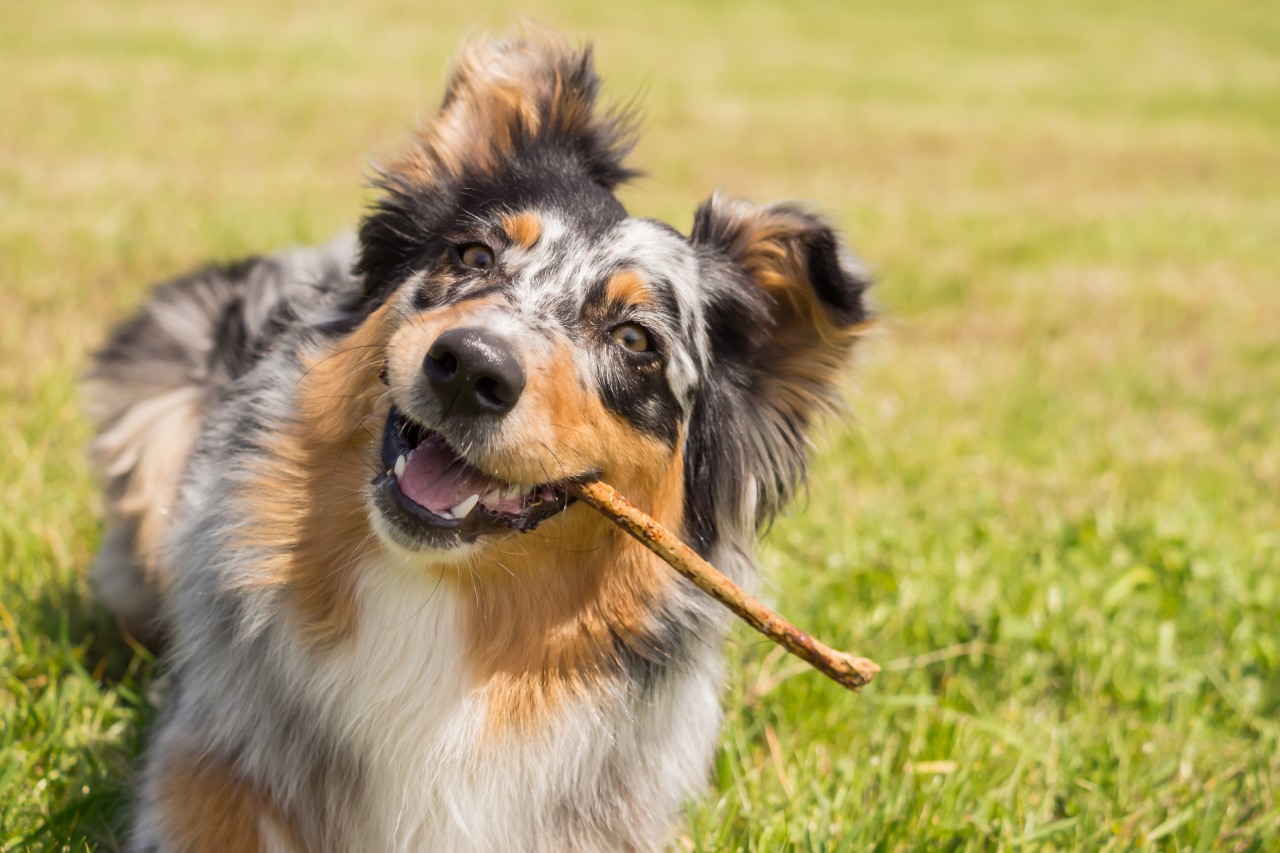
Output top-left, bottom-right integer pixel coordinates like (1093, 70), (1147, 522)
(685, 194), (873, 549)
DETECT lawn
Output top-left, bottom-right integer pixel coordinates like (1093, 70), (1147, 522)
(2, 0), (1278, 849)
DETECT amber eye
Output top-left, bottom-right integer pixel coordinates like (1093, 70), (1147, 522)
(458, 243), (496, 271)
(610, 323), (651, 353)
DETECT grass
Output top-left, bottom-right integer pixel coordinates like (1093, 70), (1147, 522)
(2, 0), (1278, 849)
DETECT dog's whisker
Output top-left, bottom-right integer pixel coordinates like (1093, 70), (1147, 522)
(301, 530), (380, 588)
(369, 562), (448, 631)
(547, 421), (592, 440)
(296, 344), (386, 384)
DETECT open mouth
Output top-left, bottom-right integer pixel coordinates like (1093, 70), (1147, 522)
(373, 407), (575, 547)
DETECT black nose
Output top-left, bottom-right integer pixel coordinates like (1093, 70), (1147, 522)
(423, 327), (526, 416)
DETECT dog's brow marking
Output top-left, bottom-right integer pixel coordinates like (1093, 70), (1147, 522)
(501, 211), (543, 249)
(605, 270), (652, 307)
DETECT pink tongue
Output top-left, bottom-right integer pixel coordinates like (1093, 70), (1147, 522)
(398, 436), (497, 514)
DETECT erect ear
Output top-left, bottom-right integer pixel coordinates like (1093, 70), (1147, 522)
(424, 25), (639, 189)
(685, 193), (873, 547)
(356, 26), (640, 302)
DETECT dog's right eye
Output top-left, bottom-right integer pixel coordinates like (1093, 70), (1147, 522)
(456, 243), (496, 271)
(610, 322), (652, 353)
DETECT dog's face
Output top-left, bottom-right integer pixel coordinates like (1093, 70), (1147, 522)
(370, 204), (703, 552)
(326, 32), (871, 562)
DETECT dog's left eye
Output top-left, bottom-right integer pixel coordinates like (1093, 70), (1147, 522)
(457, 243), (496, 271)
(610, 323), (652, 353)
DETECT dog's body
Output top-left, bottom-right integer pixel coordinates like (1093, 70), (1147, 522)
(88, 31), (870, 852)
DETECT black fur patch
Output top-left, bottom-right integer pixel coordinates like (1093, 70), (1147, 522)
(595, 343), (681, 447)
(681, 281), (771, 553)
(607, 588), (702, 699)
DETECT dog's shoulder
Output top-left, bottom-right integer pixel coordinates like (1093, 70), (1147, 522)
(86, 233), (362, 643)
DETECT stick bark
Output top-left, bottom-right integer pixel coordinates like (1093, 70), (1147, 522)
(569, 479), (879, 693)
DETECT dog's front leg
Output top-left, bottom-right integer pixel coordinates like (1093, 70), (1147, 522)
(132, 747), (301, 853)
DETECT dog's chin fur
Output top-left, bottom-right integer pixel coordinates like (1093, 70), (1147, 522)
(87, 26), (873, 853)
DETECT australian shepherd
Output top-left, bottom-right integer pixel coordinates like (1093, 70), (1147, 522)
(87, 28), (872, 853)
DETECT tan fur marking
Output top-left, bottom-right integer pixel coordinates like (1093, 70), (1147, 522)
(152, 751), (300, 853)
(502, 211), (543, 249)
(470, 443), (685, 736)
(604, 269), (651, 307)
(518, 339), (664, 481)
(238, 305), (395, 646)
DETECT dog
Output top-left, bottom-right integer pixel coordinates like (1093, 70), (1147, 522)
(87, 28), (872, 852)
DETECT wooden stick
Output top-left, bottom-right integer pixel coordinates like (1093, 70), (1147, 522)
(569, 480), (879, 693)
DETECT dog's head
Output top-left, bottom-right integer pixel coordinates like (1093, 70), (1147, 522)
(337, 31), (871, 559)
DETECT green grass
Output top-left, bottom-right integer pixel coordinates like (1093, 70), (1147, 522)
(3, 0), (1278, 849)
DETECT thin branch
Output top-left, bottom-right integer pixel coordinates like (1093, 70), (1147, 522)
(569, 479), (879, 693)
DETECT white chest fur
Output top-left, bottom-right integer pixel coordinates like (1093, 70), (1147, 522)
(304, 553), (724, 853)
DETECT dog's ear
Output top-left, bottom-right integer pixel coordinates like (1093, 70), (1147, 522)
(357, 29), (638, 301)
(426, 26), (639, 189)
(684, 193), (873, 549)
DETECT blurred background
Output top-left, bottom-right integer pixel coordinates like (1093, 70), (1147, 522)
(2, 0), (1277, 848)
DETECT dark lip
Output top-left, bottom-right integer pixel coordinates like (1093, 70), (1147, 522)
(372, 407), (579, 547)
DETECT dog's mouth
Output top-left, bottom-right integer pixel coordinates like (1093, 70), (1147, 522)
(372, 407), (576, 548)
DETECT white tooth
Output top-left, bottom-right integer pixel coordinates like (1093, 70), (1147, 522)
(394, 455), (406, 479)
(438, 509), (454, 520)
(503, 485), (522, 502)
(482, 488), (502, 506)
(451, 494), (480, 518)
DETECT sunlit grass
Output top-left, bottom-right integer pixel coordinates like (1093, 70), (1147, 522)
(2, 0), (1277, 848)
